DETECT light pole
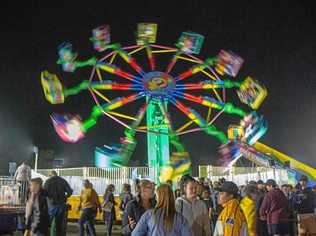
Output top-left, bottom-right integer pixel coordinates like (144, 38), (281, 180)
(33, 146), (39, 172)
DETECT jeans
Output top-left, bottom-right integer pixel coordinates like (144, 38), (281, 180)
(105, 217), (113, 236)
(49, 204), (67, 236)
(78, 208), (96, 236)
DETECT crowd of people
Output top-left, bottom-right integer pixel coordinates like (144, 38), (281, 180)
(13, 161), (316, 236)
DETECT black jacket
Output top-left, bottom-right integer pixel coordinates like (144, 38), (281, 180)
(44, 176), (73, 205)
(293, 186), (316, 214)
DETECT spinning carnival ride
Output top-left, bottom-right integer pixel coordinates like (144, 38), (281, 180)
(41, 23), (316, 183)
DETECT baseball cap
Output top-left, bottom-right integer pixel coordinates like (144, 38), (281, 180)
(248, 180), (257, 185)
(218, 181), (239, 197)
(257, 180), (265, 185)
(266, 179), (277, 187)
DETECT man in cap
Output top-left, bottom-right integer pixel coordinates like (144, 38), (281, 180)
(213, 181), (248, 236)
(293, 175), (316, 236)
(260, 179), (290, 236)
(44, 170), (73, 236)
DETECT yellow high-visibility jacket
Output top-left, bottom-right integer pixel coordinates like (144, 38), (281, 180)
(214, 198), (248, 236)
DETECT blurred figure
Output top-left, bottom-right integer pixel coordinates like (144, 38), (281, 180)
(293, 175), (316, 236)
(122, 179), (155, 236)
(24, 178), (50, 236)
(211, 181), (223, 225)
(44, 170), (73, 236)
(213, 181), (248, 236)
(14, 161), (32, 204)
(174, 188), (181, 199)
(259, 179), (290, 236)
(166, 179), (173, 187)
(119, 183), (133, 218)
(256, 180), (268, 236)
(103, 184), (116, 236)
(132, 184), (192, 236)
(197, 177), (206, 198)
(78, 180), (101, 236)
(240, 184), (259, 236)
(175, 175), (211, 236)
(201, 189), (214, 232)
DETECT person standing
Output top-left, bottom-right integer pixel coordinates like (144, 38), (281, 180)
(256, 180), (268, 236)
(132, 184), (192, 236)
(14, 161), (32, 204)
(259, 179), (290, 236)
(213, 181), (248, 236)
(201, 188), (215, 232)
(24, 178), (50, 236)
(78, 180), (101, 236)
(240, 184), (258, 236)
(293, 175), (316, 236)
(119, 183), (133, 219)
(43, 170), (73, 236)
(121, 179), (155, 236)
(102, 184), (116, 236)
(175, 175), (212, 236)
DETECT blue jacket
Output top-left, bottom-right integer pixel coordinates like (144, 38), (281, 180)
(131, 209), (192, 236)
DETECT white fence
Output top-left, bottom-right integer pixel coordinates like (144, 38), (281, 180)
(37, 167), (153, 195)
(198, 166), (290, 186)
(35, 166), (292, 196)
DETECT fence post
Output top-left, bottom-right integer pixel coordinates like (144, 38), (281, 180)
(83, 167), (87, 180)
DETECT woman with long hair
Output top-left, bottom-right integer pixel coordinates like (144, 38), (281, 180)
(132, 184), (192, 236)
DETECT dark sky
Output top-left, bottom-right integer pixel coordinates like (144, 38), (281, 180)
(0, 1), (315, 171)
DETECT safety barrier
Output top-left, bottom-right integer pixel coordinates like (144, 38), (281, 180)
(198, 166), (290, 186)
(37, 166), (292, 196)
(37, 167), (153, 195)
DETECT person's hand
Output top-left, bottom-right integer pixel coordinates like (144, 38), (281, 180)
(128, 216), (136, 229)
(76, 207), (81, 214)
(24, 230), (31, 236)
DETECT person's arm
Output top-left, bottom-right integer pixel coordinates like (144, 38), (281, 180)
(93, 189), (101, 210)
(13, 166), (19, 180)
(131, 210), (150, 236)
(78, 190), (83, 212)
(259, 194), (269, 219)
(247, 203), (257, 236)
(201, 202), (212, 236)
(121, 201), (135, 235)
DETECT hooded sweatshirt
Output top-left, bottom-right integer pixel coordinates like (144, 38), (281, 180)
(175, 197), (212, 236)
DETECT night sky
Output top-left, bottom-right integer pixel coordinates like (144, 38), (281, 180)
(0, 1), (315, 173)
